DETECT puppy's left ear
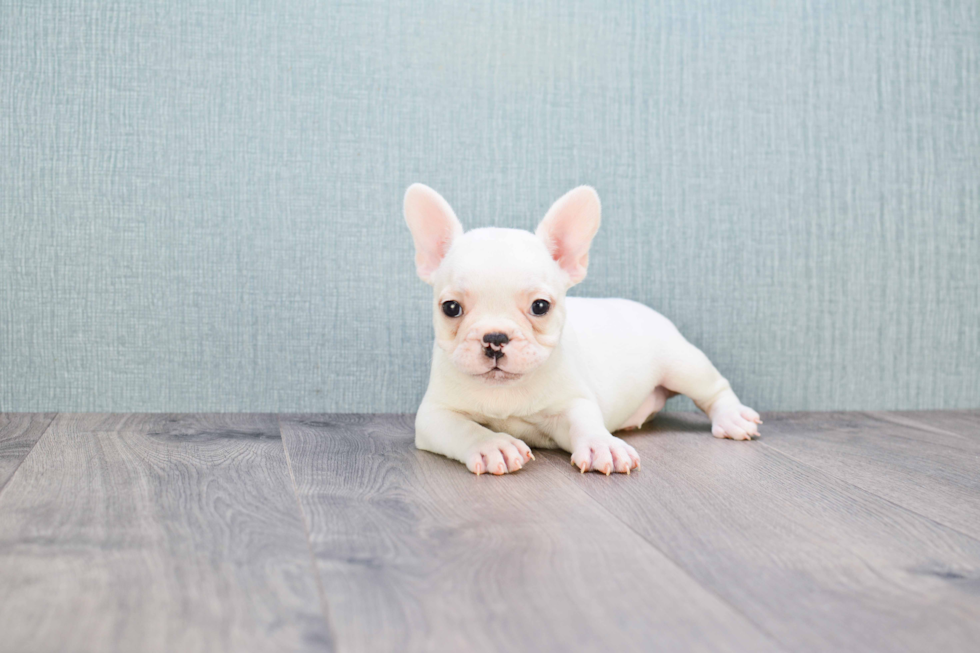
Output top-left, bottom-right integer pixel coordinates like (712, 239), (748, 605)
(535, 186), (601, 286)
(404, 183), (464, 284)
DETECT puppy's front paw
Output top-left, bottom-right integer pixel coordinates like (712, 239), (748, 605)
(711, 404), (762, 440)
(570, 436), (640, 475)
(465, 435), (534, 476)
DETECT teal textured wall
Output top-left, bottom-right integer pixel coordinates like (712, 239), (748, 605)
(1, 1), (978, 412)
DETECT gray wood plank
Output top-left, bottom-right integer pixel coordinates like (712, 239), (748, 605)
(0, 413), (333, 653)
(757, 412), (980, 540)
(0, 413), (56, 491)
(539, 412), (980, 653)
(279, 413), (784, 653)
(867, 410), (980, 448)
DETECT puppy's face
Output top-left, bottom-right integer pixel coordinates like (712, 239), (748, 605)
(405, 185), (600, 383)
(430, 228), (565, 381)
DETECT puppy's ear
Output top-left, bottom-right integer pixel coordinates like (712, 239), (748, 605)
(535, 186), (601, 286)
(404, 183), (464, 283)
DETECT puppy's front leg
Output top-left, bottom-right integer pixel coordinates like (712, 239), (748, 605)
(415, 401), (534, 475)
(662, 338), (762, 440)
(551, 399), (641, 475)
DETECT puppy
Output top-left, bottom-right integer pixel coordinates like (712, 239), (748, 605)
(405, 184), (761, 476)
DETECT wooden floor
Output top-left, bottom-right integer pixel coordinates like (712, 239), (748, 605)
(0, 411), (978, 652)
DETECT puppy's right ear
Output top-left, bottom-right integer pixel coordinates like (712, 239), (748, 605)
(404, 183), (464, 284)
(536, 186), (601, 286)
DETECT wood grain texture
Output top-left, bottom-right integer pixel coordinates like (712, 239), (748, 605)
(279, 413), (783, 653)
(0, 413), (333, 653)
(757, 411), (980, 540)
(866, 410), (980, 448)
(0, 413), (56, 491)
(539, 413), (980, 653)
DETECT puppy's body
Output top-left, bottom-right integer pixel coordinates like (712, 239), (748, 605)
(406, 185), (760, 475)
(424, 297), (684, 448)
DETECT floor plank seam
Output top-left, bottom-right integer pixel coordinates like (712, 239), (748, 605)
(277, 414), (340, 652)
(757, 440), (980, 547)
(862, 411), (977, 447)
(0, 412), (59, 500)
(537, 450), (793, 653)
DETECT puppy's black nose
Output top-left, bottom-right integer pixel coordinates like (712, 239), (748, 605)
(483, 332), (510, 346)
(484, 347), (505, 360)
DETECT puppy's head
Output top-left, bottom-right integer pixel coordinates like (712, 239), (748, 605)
(405, 184), (600, 383)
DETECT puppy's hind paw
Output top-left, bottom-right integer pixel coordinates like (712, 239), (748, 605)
(711, 404), (762, 440)
(465, 435), (534, 476)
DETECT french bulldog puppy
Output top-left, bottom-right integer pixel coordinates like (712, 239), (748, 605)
(405, 183), (761, 476)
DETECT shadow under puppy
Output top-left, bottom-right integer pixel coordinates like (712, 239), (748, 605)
(405, 184), (761, 476)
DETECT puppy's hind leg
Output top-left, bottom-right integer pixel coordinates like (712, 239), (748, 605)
(660, 339), (762, 440)
(620, 386), (675, 431)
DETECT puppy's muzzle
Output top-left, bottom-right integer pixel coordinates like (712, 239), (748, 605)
(483, 332), (509, 361)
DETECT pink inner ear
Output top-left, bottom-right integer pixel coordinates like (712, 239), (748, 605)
(536, 186), (601, 285)
(413, 220), (455, 279)
(404, 184), (462, 281)
(542, 230), (589, 277)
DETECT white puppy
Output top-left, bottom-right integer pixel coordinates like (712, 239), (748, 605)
(405, 184), (761, 476)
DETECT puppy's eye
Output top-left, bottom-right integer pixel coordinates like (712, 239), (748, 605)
(442, 300), (462, 318)
(531, 299), (551, 316)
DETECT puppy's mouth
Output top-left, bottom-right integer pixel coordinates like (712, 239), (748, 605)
(477, 361), (522, 383)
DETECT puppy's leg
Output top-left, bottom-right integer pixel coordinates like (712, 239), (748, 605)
(661, 339), (762, 440)
(550, 399), (641, 475)
(415, 401), (534, 475)
(620, 386), (674, 431)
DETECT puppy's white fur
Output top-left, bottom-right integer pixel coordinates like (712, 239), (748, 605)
(405, 184), (761, 476)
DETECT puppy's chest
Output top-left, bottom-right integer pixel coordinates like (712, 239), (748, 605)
(481, 416), (558, 449)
